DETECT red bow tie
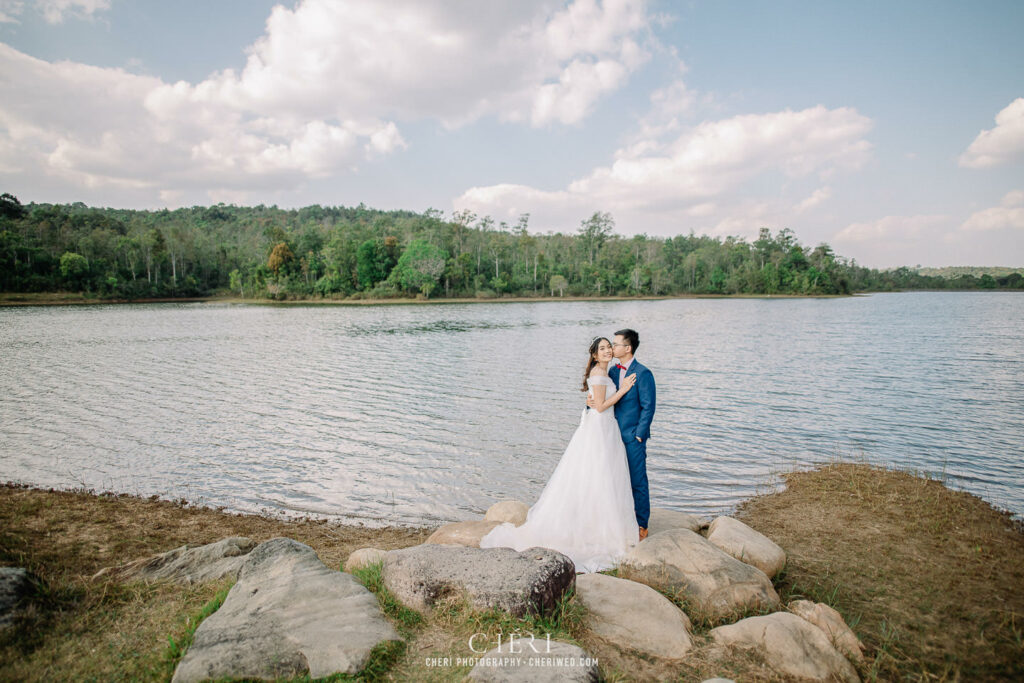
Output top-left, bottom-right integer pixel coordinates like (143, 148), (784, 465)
(616, 364), (627, 371)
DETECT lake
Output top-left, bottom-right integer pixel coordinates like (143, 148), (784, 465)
(1, 292), (1022, 526)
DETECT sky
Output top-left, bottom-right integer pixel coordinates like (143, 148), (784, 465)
(0, 0), (1022, 268)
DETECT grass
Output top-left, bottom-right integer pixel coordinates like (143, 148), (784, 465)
(3, 459), (1023, 681)
(161, 582), (231, 677)
(735, 460), (1024, 681)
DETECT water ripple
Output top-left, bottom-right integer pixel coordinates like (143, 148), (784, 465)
(1, 293), (1022, 525)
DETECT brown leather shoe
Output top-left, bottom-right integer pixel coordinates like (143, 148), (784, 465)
(638, 527), (648, 541)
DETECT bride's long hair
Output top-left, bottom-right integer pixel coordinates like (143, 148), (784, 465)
(582, 337), (610, 391)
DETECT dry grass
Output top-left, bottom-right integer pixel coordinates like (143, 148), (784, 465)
(736, 462), (1024, 681)
(0, 482), (430, 682)
(3, 462), (1023, 682)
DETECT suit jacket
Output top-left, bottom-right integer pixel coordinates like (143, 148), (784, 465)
(611, 358), (656, 442)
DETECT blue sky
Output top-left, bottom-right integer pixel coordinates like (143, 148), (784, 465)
(1, 0), (1022, 268)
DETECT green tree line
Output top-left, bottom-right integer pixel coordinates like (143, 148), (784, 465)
(1, 193), (1021, 299)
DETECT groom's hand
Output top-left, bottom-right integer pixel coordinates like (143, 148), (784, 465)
(586, 394), (597, 409)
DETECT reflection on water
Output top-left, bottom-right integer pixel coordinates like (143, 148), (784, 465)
(1, 292), (1022, 526)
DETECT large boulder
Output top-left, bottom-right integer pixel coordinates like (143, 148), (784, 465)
(710, 612), (860, 682)
(484, 500), (529, 526)
(92, 537), (257, 585)
(466, 640), (600, 682)
(647, 508), (704, 535)
(172, 538), (400, 682)
(788, 599), (865, 664)
(425, 520), (500, 546)
(618, 528), (780, 621)
(706, 517), (786, 578)
(575, 572), (693, 659)
(0, 567), (31, 628)
(343, 547), (389, 573)
(382, 544), (574, 617)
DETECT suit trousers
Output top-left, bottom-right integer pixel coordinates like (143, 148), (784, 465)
(623, 436), (650, 529)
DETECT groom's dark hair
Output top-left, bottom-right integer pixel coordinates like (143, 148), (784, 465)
(615, 328), (639, 353)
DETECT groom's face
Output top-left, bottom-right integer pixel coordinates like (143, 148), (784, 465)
(612, 335), (631, 359)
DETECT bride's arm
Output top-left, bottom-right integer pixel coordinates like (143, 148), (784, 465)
(588, 370), (636, 413)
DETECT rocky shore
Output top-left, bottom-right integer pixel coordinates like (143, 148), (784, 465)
(2, 463), (1023, 681)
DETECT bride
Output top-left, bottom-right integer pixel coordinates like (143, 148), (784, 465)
(479, 337), (640, 573)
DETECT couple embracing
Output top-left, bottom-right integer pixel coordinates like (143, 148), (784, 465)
(480, 329), (657, 573)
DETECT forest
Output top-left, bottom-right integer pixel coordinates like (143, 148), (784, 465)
(1, 192), (1021, 300)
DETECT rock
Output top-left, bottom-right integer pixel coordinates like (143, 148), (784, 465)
(710, 612), (860, 682)
(647, 507), (704, 535)
(788, 599), (865, 664)
(484, 500), (529, 526)
(701, 679), (737, 683)
(425, 520), (500, 546)
(172, 538), (400, 683)
(343, 547), (388, 573)
(92, 537), (257, 585)
(575, 572), (693, 659)
(466, 640), (600, 682)
(618, 528), (780, 621)
(382, 544), (574, 617)
(0, 567), (32, 628)
(706, 516), (787, 578)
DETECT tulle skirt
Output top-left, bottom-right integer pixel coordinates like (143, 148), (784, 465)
(479, 408), (639, 573)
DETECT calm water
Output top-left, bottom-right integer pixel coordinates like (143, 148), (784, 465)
(1, 293), (1022, 526)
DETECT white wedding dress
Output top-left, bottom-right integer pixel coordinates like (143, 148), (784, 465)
(479, 375), (639, 573)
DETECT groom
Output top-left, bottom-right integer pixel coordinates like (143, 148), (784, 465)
(589, 328), (656, 540)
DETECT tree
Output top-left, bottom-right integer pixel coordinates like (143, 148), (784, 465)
(356, 238), (391, 290)
(578, 211), (614, 264)
(0, 193), (27, 220)
(267, 242), (294, 276)
(59, 251), (89, 289)
(549, 274), (568, 296)
(229, 269), (243, 297)
(391, 239), (447, 296)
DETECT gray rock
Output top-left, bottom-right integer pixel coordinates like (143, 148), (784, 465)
(575, 572), (693, 659)
(647, 508), (704, 535)
(707, 516), (786, 578)
(710, 612), (860, 682)
(788, 599), (865, 664)
(172, 537), (400, 682)
(0, 567), (31, 628)
(343, 547), (389, 573)
(382, 544), (574, 617)
(484, 500), (529, 526)
(92, 537), (257, 585)
(618, 528), (780, 621)
(466, 640), (600, 682)
(425, 520), (500, 546)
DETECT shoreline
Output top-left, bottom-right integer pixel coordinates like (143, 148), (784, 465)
(3, 462), (1023, 681)
(2, 291), (860, 307)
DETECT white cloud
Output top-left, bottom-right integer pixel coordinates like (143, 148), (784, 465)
(0, 0), (109, 23)
(959, 97), (1024, 168)
(796, 186), (832, 213)
(0, 0), (655, 202)
(39, 0), (109, 23)
(961, 190), (1024, 231)
(834, 214), (948, 245)
(456, 105), (872, 236)
(0, 1), (24, 23)
(159, 0), (653, 129)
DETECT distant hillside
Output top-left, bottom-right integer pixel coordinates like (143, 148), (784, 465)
(916, 266), (1023, 279)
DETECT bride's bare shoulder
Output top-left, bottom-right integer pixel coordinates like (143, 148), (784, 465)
(589, 366), (608, 378)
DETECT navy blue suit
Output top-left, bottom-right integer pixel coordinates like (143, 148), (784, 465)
(611, 359), (656, 529)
